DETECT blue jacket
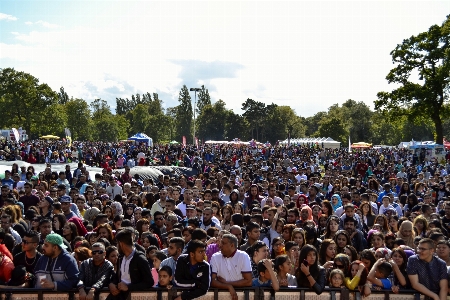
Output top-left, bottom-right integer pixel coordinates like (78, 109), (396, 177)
(34, 249), (79, 291)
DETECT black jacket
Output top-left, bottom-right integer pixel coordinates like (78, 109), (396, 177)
(111, 249), (154, 290)
(174, 254), (210, 300)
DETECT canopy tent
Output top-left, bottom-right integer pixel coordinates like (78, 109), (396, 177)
(40, 135), (60, 139)
(169, 140), (179, 145)
(128, 133), (153, 146)
(351, 142), (372, 149)
(279, 137), (341, 149)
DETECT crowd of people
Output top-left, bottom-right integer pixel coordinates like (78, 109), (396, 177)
(1, 140), (450, 300)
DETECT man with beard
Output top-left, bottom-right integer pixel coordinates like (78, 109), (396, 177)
(34, 233), (79, 290)
(108, 228), (153, 300)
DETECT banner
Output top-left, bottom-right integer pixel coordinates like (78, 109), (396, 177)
(195, 137), (198, 148)
(65, 128), (72, 147)
(348, 136), (351, 153)
(11, 128), (20, 142)
(182, 136), (186, 147)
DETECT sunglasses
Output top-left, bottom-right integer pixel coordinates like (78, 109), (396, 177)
(155, 217), (164, 221)
(92, 250), (104, 255)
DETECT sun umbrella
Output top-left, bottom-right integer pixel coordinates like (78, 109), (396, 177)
(169, 140), (179, 145)
(40, 135), (60, 139)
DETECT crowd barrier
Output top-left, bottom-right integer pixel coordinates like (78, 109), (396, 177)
(0, 287), (433, 300)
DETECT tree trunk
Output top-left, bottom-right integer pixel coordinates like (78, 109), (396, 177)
(432, 108), (443, 144)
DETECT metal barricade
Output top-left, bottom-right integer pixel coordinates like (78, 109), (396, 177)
(0, 287), (427, 300)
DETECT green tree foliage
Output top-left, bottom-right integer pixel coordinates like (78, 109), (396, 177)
(0, 68), (58, 136)
(303, 112), (327, 137)
(196, 85), (211, 115)
(131, 104), (150, 134)
(342, 99), (373, 143)
(196, 100), (228, 141)
(65, 98), (92, 140)
(375, 15), (450, 144)
(175, 85), (193, 141)
(34, 104), (67, 138)
(316, 104), (349, 144)
(90, 99), (129, 141)
(242, 98), (267, 140)
(225, 112), (250, 141)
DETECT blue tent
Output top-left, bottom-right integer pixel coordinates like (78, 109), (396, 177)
(128, 133), (153, 146)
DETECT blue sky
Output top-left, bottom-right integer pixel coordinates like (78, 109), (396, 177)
(1, 1), (449, 116)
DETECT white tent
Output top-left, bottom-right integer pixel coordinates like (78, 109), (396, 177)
(279, 137), (341, 149)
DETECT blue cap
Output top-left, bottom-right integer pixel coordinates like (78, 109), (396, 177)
(58, 195), (72, 203)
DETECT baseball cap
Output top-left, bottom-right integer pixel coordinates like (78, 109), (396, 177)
(58, 195), (72, 203)
(45, 233), (67, 249)
(43, 196), (54, 206)
(186, 205), (195, 210)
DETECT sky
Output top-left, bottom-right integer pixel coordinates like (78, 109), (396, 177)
(1, 1), (449, 117)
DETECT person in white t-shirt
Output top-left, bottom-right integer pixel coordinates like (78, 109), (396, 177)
(210, 234), (252, 300)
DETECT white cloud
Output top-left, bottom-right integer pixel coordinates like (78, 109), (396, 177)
(1, 1), (450, 117)
(0, 13), (17, 21)
(24, 20), (59, 28)
(35, 20), (59, 29)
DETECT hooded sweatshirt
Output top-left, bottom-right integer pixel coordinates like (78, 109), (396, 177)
(34, 248), (79, 291)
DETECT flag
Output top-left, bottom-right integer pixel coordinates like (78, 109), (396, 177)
(65, 128), (72, 147)
(195, 137), (198, 148)
(348, 136), (351, 153)
(11, 128), (20, 142)
(182, 136), (186, 147)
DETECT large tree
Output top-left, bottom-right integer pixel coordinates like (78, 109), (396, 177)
(175, 85), (193, 141)
(375, 15), (450, 144)
(196, 85), (211, 115)
(242, 98), (267, 140)
(0, 68), (58, 135)
(65, 98), (92, 140)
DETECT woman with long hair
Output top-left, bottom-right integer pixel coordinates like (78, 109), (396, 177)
(343, 245), (358, 262)
(106, 245), (119, 273)
(334, 230), (352, 254)
(396, 220), (415, 248)
(62, 221), (79, 249)
(348, 260), (369, 295)
(389, 247), (410, 292)
(243, 184), (264, 212)
(52, 213), (67, 236)
(281, 224), (296, 242)
(374, 214), (391, 235)
(292, 228), (306, 249)
(318, 239), (336, 265)
(398, 183), (412, 198)
(220, 205), (233, 231)
(246, 240), (269, 279)
(295, 244), (326, 294)
(320, 215), (340, 240)
(413, 215), (428, 238)
(103, 205), (114, 222)
(321, 200), (333, 217)
(389, 215), (399, 234)
(38, 196), (53, 219)
(270, 237), (286, 259)
(274, 255), (297, 287)
(360, 202), (376, 229)
(403, 194), (419, 217)
(95, 223), (114, 244)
